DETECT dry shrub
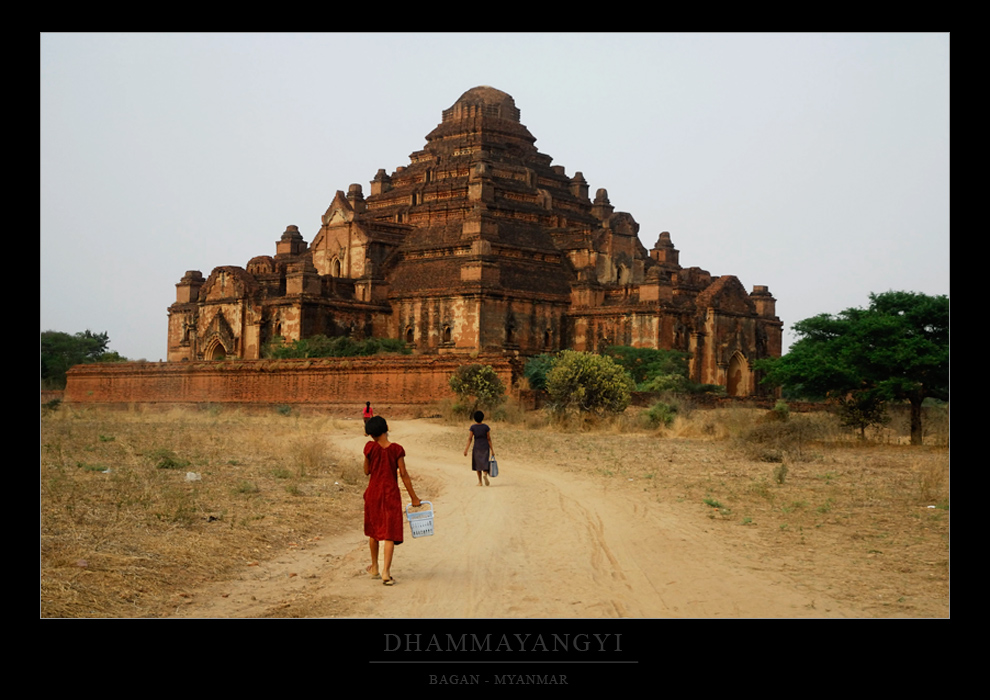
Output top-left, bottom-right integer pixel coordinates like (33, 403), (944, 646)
(736, 414), (826, 462)
(431, 397), (474, 425)
(544, 407), (646, 434)
(870, 402), (950, 446)
(602, 410), (649, 434)
(916, 454), (949, 504)
(521, 409), (551, 430)
(491, 396), (530, 425)
(923, 403), (950, 447)
(290, 435), (327, 477)
(432, 395), (556, 430)
(667, 406), (763, 440)
(545, 408), (584, 432)
(324, 440), (366, 486)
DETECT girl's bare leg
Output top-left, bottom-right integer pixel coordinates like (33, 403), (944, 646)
(382, 540), (395, 583)
(368, 538), (380, 577)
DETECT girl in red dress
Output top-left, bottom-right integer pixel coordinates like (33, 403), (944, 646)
(363, 416), (421, 586)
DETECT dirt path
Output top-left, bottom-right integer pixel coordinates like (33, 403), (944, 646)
(171, 420), (854, 618)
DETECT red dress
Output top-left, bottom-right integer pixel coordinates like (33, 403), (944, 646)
(363, 441), (406, 544)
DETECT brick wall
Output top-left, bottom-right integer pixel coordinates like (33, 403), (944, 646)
(64, 356), (519, 414)
(40, 390), (64, 405)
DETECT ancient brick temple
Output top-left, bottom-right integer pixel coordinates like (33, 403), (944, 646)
(167, 86), (781, 396)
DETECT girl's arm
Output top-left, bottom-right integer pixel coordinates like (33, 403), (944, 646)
(487, 431), (494, 457)
(363, 455), (371, 476)
(464, 431), (473, 456)
(397, 456), (421, 506)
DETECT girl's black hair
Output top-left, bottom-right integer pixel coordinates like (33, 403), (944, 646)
(473, 410), (484, 423)
(365, 415), (388, 437)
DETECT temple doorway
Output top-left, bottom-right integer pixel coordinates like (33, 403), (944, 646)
(205, 338), (228, 360)
(726, 352), (749, 396)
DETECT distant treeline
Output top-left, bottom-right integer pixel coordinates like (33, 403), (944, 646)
(40, 330), (127, 390)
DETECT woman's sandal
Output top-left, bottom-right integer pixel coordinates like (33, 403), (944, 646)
(383, 577), (395, 586)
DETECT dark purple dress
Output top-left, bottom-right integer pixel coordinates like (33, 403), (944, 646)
(469, 423), (491, 472)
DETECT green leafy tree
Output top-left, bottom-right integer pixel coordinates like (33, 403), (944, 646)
(449, 364), (506, 414)
(523, 353), (558, 391)
(757, 291), (948, 445)
(606, 345), (722, 395)
(545, 350), (635, 415)
(605, 345), (690, 386)
(40, 330), (127, 389)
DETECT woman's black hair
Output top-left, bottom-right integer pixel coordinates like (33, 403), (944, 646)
(473, 410), (484, 423)
(365, 415), (388, 437)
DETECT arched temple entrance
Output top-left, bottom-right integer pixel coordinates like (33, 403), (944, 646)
(204, 337), (228, 360)
(726, 351), (750, 397)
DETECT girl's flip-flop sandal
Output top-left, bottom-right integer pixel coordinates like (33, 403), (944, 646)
(383, 577), (395, 586)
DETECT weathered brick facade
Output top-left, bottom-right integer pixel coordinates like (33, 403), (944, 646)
(162, 86), (780, 397)
(65, 355), (517, 413)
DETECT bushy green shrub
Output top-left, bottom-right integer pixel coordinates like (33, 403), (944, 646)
(545, 351), (635, 415)
(764, 400), (790, 422)
(646, 401), (678, 428)
(449, 364), (506, 414)
(640, 373), (691, 394)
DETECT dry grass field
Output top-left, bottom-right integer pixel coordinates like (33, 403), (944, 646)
(40, 407), (370, 618)
(40, 400), (949, 618)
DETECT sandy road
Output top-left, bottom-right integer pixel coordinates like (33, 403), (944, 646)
(172, 420), (851, 618)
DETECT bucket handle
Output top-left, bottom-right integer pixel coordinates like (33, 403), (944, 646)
(406, 500), (433, 515)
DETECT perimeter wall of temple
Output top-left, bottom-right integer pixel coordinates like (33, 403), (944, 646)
(63, 356), (519, 414)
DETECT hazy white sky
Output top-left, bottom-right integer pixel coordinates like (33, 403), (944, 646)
(40, 33), (949, 362)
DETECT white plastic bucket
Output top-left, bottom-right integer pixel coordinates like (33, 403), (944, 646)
(406, 501), (434, 538)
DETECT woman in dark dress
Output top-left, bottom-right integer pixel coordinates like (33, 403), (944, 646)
(463, 410), (495, 486)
